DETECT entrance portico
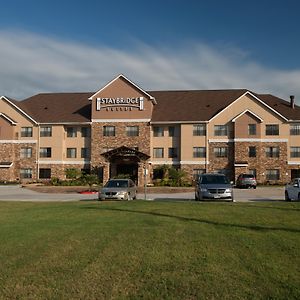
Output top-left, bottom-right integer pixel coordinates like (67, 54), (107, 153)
(101, 146), (150, 185)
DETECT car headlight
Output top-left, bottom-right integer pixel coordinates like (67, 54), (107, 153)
(117, 191), (128, 196)
(225, 188), (232, 193)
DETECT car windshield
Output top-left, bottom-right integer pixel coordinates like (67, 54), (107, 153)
(105, 180), (128, 188)
(201, 175), (229, 184)
(242, 174), (254, 178)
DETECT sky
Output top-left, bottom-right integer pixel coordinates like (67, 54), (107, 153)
(0, 0), (300, 104)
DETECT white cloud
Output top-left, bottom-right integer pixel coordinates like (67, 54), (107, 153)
(0, 29), (299, 105)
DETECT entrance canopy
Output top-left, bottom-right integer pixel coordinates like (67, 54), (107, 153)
(101, 146), (150, 162)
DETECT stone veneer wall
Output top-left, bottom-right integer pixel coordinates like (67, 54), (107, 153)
(208, 142), (234, 180)
(91, 122), (151, 185)
(234, 142), (288, 184)
(0, 143), (37, 182)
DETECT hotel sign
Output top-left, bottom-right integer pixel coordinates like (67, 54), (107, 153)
(96, 97), (144, 111)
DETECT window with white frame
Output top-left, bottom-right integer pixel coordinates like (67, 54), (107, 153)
(153, 148), (164, 158)
(193, 147), (206, 158)
(20, 147), (32, 158)
(39, 147), (52, 158)
(214, 147), (228, 158)
(290, 124), (300, 135)
(67, 127), (77, 137)
(266, 169), (280, 180)
(103, 126), (115, 137)
(67, 148), (77, 158)
(265, 146), (279, 158)
(21, 127), (33, 137)
(290, 147), (300, 158)
(126, 126), (139, 137)
(214, 125), (228, 136)
(193, 124), (206, 136)
(265, 124), (279, 135)
(153, 126), (164, 137)
(40, 126), (52, 137)
(20, 168), (32, 179)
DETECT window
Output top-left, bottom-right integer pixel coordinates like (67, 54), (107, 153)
(266, 124), (279, 135)
(153, 148), (164, 158)
(249, 169), (257, 178)
(20, 147), (32, 158)
(40, 126), (52, 137)
(290, 124), (300, 135)
(248, 124), (256, 135)
(67, 127), (77, 137)
(193, 169), (205, 181)
(266, 169), (280, 181)
(168, 147), (178, 158)
(39, 147), (51, 158)
(103, 126), (115, 137)
(21, 127), (33, 137)
(81, 127), (91, 137)
(214, 147), (228, 158)
(249, 146), (256, 158)
(265, 147), (279, 158)
(81, 147), (90, 159)
(153, 127), (164, 137)
(214, 125), (228, 136)
(290, 147), (300, 158)
(39, 168), (51, 179)
(193, 147), (206, 158)
(193, 124), (206, 136)
(168, 126), (175, 137)
(67, 148), (77, 158)
(126, 126), (139, 137)
(20, 168), (32, 179)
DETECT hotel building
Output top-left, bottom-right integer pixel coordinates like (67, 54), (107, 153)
(0, 74), (300, 186)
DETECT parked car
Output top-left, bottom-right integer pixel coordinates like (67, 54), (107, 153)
(285, 178), (300, 201)
(236, 173), (257, 189)
(195, 173), (234, 201)
(98, 179), (137, 201)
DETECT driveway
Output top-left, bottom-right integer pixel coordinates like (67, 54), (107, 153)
(0, 185), (285, 202)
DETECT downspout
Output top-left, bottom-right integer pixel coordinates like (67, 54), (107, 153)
(37, 125), (40, 181)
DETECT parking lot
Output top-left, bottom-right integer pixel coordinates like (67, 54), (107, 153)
(0, 185), (285, 202)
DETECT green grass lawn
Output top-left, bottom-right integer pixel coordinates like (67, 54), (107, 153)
(0, 200), (299, 300)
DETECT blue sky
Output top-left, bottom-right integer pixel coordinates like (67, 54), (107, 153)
(0, 0), (300, 104)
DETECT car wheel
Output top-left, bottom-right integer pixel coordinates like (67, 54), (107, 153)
(285, 191), (291, 202)
(253, 186), (257, 189)
(195, 192), (199, 201)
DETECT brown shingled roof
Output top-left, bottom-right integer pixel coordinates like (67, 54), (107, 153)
(19, 93), (92, 123)
(150, 89), (248, 122)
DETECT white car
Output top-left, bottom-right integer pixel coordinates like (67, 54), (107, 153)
(285, 178), (300, 201)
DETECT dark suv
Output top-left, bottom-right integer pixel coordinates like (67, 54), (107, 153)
(236, 173), (257, 189)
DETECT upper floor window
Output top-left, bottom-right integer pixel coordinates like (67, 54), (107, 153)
(40, 147), (52, 158)
(290, 147), (300, 158)
(20, 147), (32, 158)
(265, 124), (279, 136)
(153, 126), (164, 137)
(193, 147), (206, 158)
(193, 124), (206, 136)
(168, 147), (178, 158)
(67, 127), (77, 137)
(214, 125), (228, 136)
(81, 147), (91, 159)
(67, 148), (77, 158)
(265, 146), (279, 158)
(126, 126), (139, 137)
(81, 127), (91, 137)
(290, 124), (300, 135)
(248, 146), (256, 157)
(248, 124), (257, 135)
(214, 147), (228, 158)
(21, 127), (33, 137)
(168, 126), (175, 137)
(103, 126), (115, 137)
(40, 126), (52, 137)
(153, 147), (164, 158)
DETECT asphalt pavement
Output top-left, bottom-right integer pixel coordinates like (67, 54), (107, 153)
(0, 185), (285, 202)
